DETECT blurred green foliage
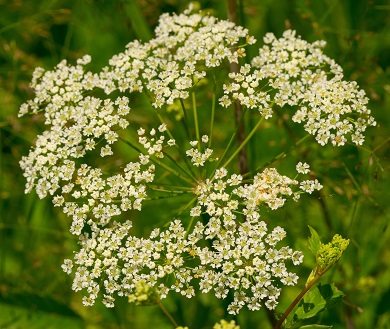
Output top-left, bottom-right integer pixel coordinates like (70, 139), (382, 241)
(1, 0), (389, 328)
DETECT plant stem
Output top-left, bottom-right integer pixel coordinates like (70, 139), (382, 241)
(155, 158), (195, 185)
(222, 116), (264, 169)
(119, 137), (195, 185)
(227, 0), (247, 175)
(214, 107), (247, 174)
(208, 72), (216, 148)
(156, 104), (198, 179)
(161, 150), (198, 183)
(158, 300), (179, 328)
(227, 0), (238, 23)
(274, 272), (322, 329)
(179, 98), (191, 139)
(192, 90), (200, 149)
(156, 111), (175, 141)
(247, 134), (312, 177)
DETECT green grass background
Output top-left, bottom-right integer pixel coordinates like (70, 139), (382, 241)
(1, 0), (389, 328)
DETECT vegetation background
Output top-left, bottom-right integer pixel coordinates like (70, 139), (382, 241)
(0, 0), (389, 328)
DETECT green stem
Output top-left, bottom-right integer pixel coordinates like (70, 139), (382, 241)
(274, 272), (322, 329)
(119, 137), (195, 185)
(179, 98), (191, 139)
(157, 300), (179, 328)
(146, 190), (186, 199)
(208, 72), (216, 148)
(372, 136), (390, 153)
(173, 196), (198, 233)
(192, 90), (200, 149)
(145, 186), (191, 200)
(155, 158), (195, 186)
(156, 111), (175, 141)
(221, 116), (264, 169)
(156, 104), (198, 180)
(148, 184), (194, 192)
(214, 107), (247, 173)
(246, 134), (312, 177)
(275, 261), (336, 329)
(162, 151), (198, 183)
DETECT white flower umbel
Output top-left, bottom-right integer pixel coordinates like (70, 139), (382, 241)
(186, 166), (320, 313)
(20, 5), (374, 317)
(221, 30), (376, 146)
(63, 217), (303, 314)
(62, 163), (314, 313)
(103, 8), (254, 107)
(64, 220), (193, 307)
(19, 81), (131, 199)
(191, 220), (302, 314)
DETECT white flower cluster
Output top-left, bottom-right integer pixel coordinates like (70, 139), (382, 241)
(62, 164), (317, 313)
(19, 54), (131, 199)
(19, 94), (127, 193)
(57, 124), (175, 235)
(63, 220), (191, 308)
(58, 158), (154, 235)
(186, 136), (215, 167)
(187, 167), (315, 314)
(19, 6), (253, 199)
(18, 51), (177, 234)
(220, 30), (376, 146)
(19, 5), (373, 317)
(236, 168), (298, 210)
(189, 220), (303, 314)
(137, 123), (173, 158)
(103, 6), (255, 107)
(194, 166), (320, 216)
(63, 216), (301, 314)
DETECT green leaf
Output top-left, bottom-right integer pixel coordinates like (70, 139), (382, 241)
(292, 283), (344, 322)
(307, 225), (321, 255)
(297, 325), (332, 329)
